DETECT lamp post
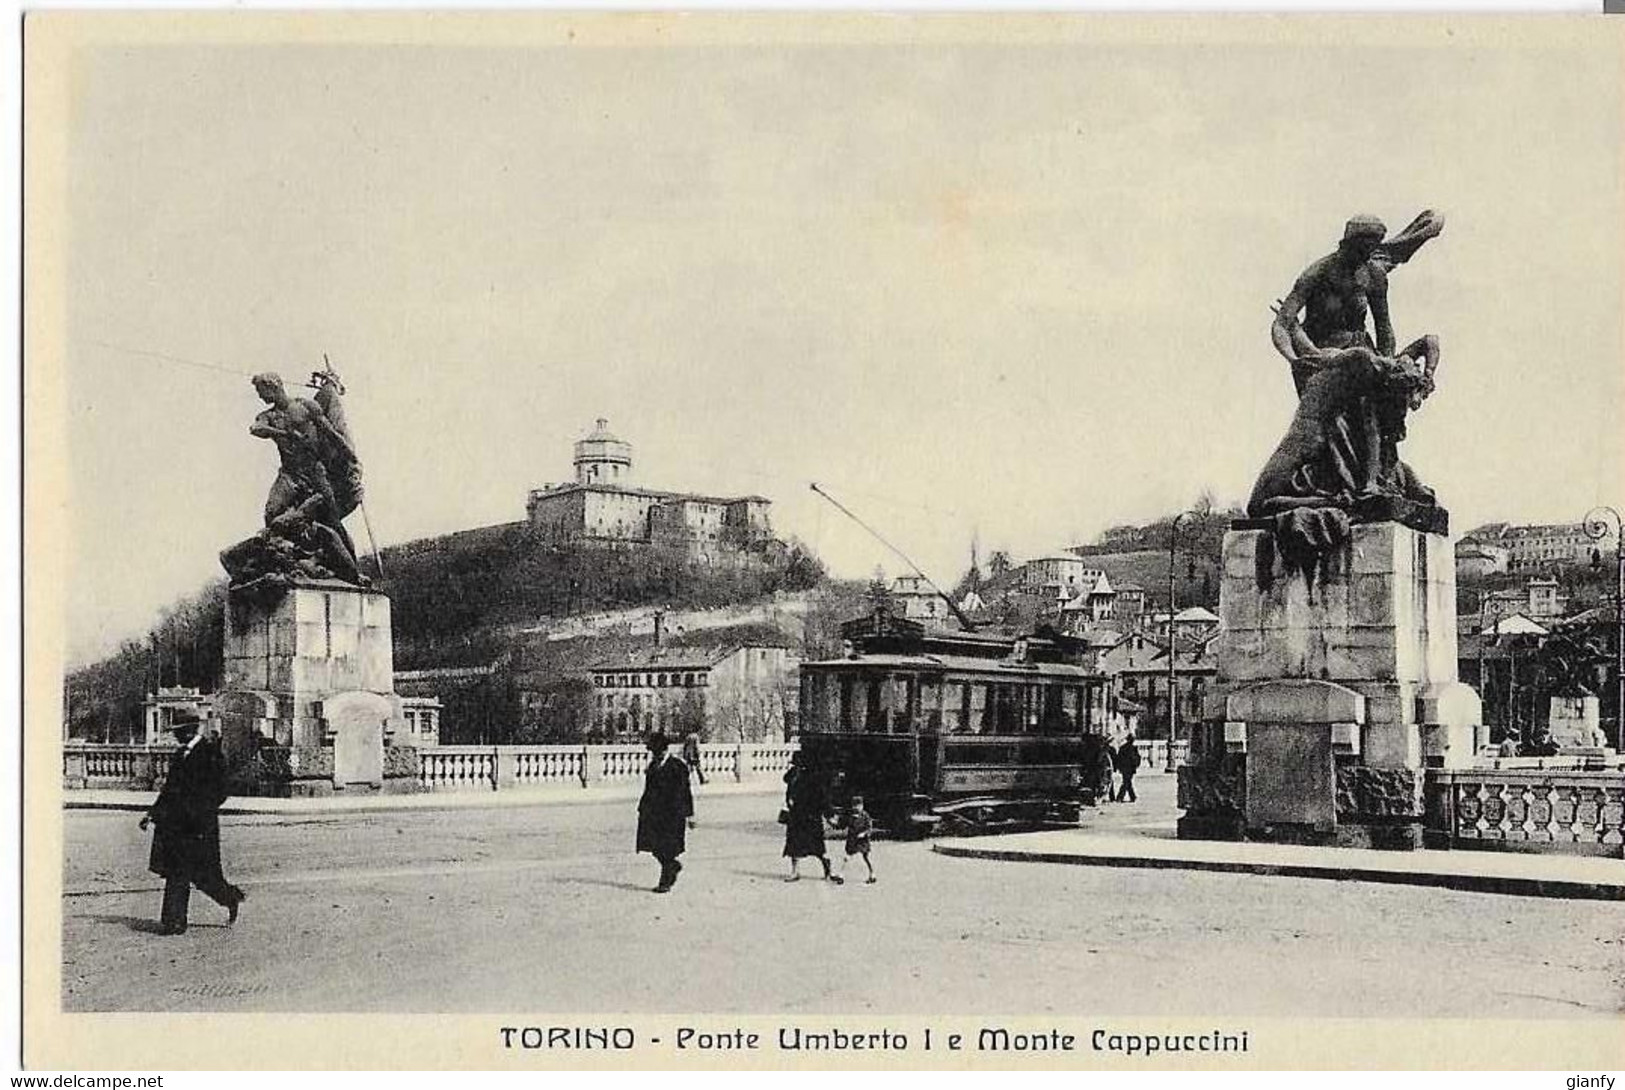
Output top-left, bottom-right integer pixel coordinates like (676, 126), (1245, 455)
(1477, 592), (1514, 748)
(1166, 511), (1189, 772)
(1582, 506), (1624, 750)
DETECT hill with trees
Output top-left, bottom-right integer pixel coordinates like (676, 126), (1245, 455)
(65, 522), (828, 743)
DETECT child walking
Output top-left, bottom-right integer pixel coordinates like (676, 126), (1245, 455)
(838, 795), (876, 884)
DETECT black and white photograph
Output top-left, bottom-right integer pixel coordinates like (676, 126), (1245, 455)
(19, 10), (1625, 1072)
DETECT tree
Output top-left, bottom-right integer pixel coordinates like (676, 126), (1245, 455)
(865, 567), (895, 613)
(987, 550), (1013, 578)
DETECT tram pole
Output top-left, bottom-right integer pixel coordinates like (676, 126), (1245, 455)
(1583, 506), (1624, 749)
(1166, 511), (1188, 773)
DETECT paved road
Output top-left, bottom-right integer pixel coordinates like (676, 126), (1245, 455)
(61, 777), (1625, 1015)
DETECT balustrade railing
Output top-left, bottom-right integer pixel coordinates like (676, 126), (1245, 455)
(65, 740), (800, 795)
(512, 746), (584, 788)
(63, 743), (169, 790)
(1428, 768), (1625, 857)
(1131, 739), (1189, 770)
(419, 746), (497, 792)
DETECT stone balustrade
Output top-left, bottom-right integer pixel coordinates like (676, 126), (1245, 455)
(1132, 739), (1190, 770)
(63, 743), (170, 791)
(65, 741), (799, 794)
(1426, 767), (1625, 857)
(415, 742), (800, 793)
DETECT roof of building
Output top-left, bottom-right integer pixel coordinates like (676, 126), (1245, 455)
(593, 641), (788, 672)
(1173, 606), (1221, 623)
(1115, 580), (1144, 593)
(394, 665), (499, 681)
(1489, 614), (1550, 637)
(802, 651), (1099, 678)
(529, 482), (771, 506)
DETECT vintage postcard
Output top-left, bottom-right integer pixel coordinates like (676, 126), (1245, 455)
(21, 10), (1625, 1073)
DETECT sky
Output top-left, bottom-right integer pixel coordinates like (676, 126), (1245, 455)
(43, 16), (1625, 666)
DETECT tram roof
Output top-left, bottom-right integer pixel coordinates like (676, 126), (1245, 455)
(802, 652), (1101, 679)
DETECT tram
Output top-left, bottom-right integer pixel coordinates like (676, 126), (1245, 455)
(797, 610), (1110, 836)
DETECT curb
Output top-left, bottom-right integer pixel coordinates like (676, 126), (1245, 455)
(931, 842), (1625, 902)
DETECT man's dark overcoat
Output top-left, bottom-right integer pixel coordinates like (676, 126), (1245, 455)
(148, 739), (231, 883)
(636, 754), (694, 859)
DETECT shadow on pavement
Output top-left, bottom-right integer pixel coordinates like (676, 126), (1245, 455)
(556, 875), (652, 893)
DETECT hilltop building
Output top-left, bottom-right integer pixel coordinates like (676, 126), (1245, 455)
(1464, 520), (1617, 573)
(525, 419), (772, 561)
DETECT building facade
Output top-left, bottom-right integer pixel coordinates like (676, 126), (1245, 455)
(1464, 521), (1618, 573)
(591, 642), (800, 742)
(525, 420), (772, 559)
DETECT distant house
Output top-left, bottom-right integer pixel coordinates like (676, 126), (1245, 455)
(1060, 572), (1119, 632)
(591, 642), (800, 743)
(1096, 630), (1218, 742)
(1020, 555), (1104, 600)
(892, 574), (952, 623)
(1455, 540), (1509, 579)
(1146, 606), (1221, 642)
(1469, 578), (1569, 627)
(1113, 581), (1146, 624)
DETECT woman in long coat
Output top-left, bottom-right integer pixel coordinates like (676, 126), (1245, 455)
(636, 733), (694, 893)
(782, 754), (836, 882)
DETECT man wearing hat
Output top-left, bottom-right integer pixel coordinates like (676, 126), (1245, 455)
(635, 732), (695, 893)
(139, 714), (245, 934)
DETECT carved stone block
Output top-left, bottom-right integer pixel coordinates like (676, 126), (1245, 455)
(1335, 766), (1423, 819)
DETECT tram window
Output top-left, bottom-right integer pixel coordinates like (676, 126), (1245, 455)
(1042, 687), (1067, 733)
(839, 677), (855, 732)
(865, 679), (884, 732)
(954, 682), (971, 733)
(899, 676), (917, 734)
(920, 679), (942, 734)
(996, 685), (1020, 734)
(971, 683), (991, 734)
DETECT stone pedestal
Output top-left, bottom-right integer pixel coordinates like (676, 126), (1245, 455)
(1179, 521), (1481, 849)
(1547, 694), (1603, 749)
(216, 580), (415, 796)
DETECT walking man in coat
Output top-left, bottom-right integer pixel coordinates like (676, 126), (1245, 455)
(1113, 733), (1142, 804)
(139, 715), (245, 934)
(636, 732), (695, 893)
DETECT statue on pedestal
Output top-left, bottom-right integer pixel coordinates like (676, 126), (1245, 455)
(221, 368), (368, 603)
(1248, 211), (1447, 561)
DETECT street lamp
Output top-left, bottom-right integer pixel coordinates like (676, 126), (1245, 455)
(1166, 511), (1189, 772)
(1582, 505), (1624, 750)
(1477, 592), (1514, 749)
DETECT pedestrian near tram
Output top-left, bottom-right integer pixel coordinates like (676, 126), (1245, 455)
(836, 795), (876, 884)
(1114, 733), (1142, 804)
(781, 751), (836, 882)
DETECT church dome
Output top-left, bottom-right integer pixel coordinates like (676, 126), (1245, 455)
(574, 418), (633, 484)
